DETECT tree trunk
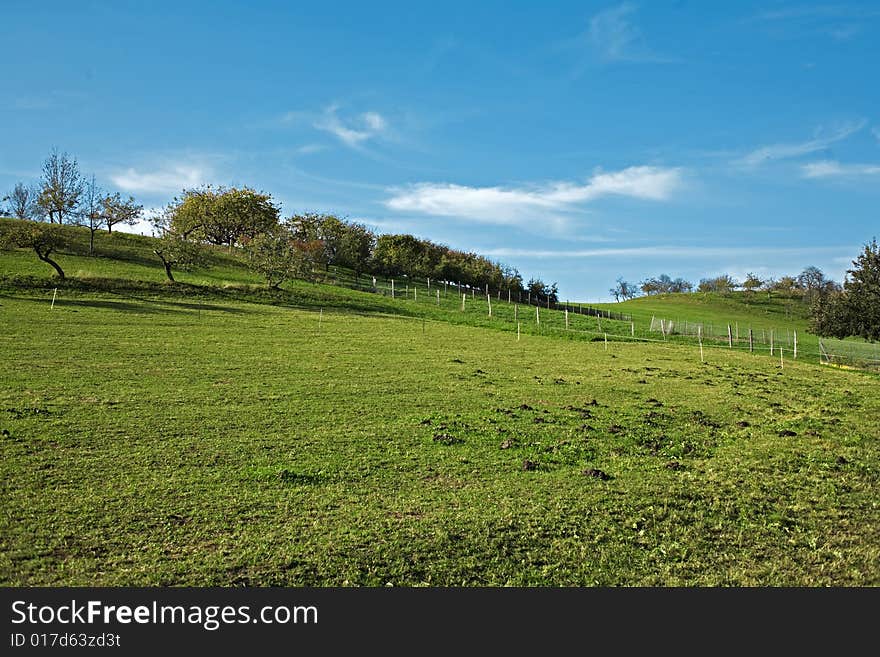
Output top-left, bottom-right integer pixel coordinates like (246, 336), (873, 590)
(36, 251), (65, 279)
(107, 223), (113, 234)
(155, 250), (175, 282)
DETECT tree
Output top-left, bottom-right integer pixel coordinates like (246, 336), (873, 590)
(243, 224), (322, 288)
(610, 277), (638, 302)
(742, 272), (763, 295)
(153, 231), (205, 283)
(843, 239), (880, 340)
(0, 221), (68, 278)
(78, 175), (106, 256)
(37, 148), (83, 224)
(697, 274), (738, 293)
(640, 274), (692, 295)
(770, 275), (799, 293)
(102, 192), (142, 233)
(338, 221), (375, 278)
(797, 266), (826, 292)
(3, 182), (39, 219)
(205, 187), (280, 249)
(526, 278), (558, 304)
(168, 186), (280, 249)
(813, 239), (880, 341)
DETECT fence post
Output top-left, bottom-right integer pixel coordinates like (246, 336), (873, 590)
(487, 294), (492, 317)
(770, 329), (774, 356)
(391, 279), (395, 298)
(793, 331), (797, 359)
(727, 324), (732, 348)
(436, 289), (440, 305)
(749, 328), (753, 353)
(536, 306), (540, 325)
(565, 309), (569, 330)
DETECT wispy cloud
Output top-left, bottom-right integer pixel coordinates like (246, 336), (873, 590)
(737, 120), (866, 167)
(801, 160), (880, 178)
(385, 166), (684, 227)
(752, 5), (880, 41)
(110, 163), (211, 194)
(586, 3), (674, 63)
(295, 144), (327, 155)
(477, 245), (856, 259)
(873, 127), (880, 144)
(314, 105), (389, 147)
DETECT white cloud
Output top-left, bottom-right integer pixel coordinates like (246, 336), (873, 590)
(112, 207), (164, 237)
(587, 3), (672, 63)
(110, 164), (210, 194)
(738, 120), (866, 167)
(296, 144), (327, 155)
(801, 160), (880, 178)
(478, 245), (856, 259)
(314, 105), (388, 147)
(385, 166), (684, 226)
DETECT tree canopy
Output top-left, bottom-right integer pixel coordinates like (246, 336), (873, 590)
(811, 239), (880, 341)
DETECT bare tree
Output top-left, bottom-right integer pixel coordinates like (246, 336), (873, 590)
(3, 182), (39, 219)
(610, 277), (638, 302)
(37, 148), (83, 224)
(78, 175), (106, 256)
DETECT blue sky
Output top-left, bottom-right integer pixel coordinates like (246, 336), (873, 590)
(2, 1), (878, 301)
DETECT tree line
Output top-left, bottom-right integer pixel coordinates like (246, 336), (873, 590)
(609, 257), (878, 342)
(1, 149), (558, 302)
(610, 266), (842, 302)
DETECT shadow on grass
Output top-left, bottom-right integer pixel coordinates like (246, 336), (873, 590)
(0, 274), (420, 319)
(4, 296), (252, 315)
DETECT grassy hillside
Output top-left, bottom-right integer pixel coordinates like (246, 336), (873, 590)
(2, 218), (879, 586)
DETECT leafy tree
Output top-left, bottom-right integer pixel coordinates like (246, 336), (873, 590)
(3, 182), (39, 219)
(797, 266), (826, 292)
(168, 186), (280, 249)
(526, 278), (558, 304)
(843, 239), (880, 341)
(37, 148), (83, 224)
(153, 231), (205, 283)
(102, 192), (142, 233)
(697, 274), (738, 293)
(243, 223), (325, 287)
(813, 239), (880, 341)
(0, 221), (68, 278)
(338, 221), (375, 278)
(641, 274), (692, 295)
(770, 275), (799, 293)
(742, 272), (763, 294)
(243, 227), (300, 288)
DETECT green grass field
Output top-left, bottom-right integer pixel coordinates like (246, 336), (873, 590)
(2, 219), (879, 585)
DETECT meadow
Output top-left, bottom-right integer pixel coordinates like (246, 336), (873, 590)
(1, 219), (878, 585)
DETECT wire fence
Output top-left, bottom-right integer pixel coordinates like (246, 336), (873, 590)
(316, 267), (633, 322)
(289, 265), (880, 370)
(819, 338), (880, 371)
